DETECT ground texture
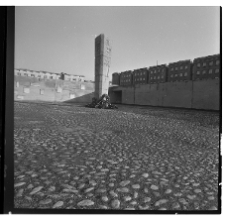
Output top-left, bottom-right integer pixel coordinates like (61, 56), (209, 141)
(14, 101), (220, 210)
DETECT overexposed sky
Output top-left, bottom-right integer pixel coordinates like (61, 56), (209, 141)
(15, 6), (220, 80)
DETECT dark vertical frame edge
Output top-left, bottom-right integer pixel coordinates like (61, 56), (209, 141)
(4, 6), (15, 214)
(0, 6), (7, 215)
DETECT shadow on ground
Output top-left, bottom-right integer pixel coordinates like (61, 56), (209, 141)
(64, 92), (95, 104)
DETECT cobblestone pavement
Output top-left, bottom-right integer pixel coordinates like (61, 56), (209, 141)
(14, 102), (220, 210)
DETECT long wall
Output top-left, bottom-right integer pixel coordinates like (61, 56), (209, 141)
(109, 79), (220, 110)
(15, 76), (220, 110)
(14, 76), (95, 103)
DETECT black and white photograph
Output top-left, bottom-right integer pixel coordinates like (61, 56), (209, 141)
(2, 3), (222, 214)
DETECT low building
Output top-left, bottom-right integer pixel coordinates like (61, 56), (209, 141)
(79, 75), (85, 82)
(15, 68), (85, 81)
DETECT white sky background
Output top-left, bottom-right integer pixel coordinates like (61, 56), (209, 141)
(14, 4), (220, 81)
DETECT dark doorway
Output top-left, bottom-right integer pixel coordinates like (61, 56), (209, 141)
(111, 90), (122, 104)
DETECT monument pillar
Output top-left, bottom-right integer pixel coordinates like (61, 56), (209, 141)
(94, 34), (112, 99)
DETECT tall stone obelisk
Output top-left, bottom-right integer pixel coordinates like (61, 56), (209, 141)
(94, 34), (112, 99)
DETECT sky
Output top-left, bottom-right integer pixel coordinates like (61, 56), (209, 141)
(15, 6), (220, 81)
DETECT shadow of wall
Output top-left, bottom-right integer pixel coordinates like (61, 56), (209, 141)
(64, 92), (95, 104)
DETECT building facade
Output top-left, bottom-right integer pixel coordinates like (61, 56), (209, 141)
(14, 68), (85, 81)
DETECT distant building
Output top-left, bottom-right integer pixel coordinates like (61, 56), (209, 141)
(84, 80), (95, 83)
(61, 73), (85, 82)
(14, 68), (85, 81)
(79, 75), (85, 82)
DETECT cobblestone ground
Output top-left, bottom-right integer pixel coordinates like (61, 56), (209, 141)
(14, 102), (220, 210)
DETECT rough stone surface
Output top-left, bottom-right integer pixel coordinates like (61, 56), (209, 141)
(15, 182), (26, 187)
(39, 199), (52, 205)
(155, 199), (169, 206)
(111, 199), (120, 209)
(30, 186), (43, 195)
(101, 196), (109, 202)
(132, 184), (140, 189)
(120, 180), (130, 187)
(77, 200), (94, 207)
(150, 185), (159, 190)
(117, 187), (129, 193)
(142, 173), (149, 178)
(143, 197), (151, 203)
(14, 102), (219, 210)
(52, 201), (64, 208)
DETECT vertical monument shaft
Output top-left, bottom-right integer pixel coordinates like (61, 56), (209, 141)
(95, 34), (112, 99)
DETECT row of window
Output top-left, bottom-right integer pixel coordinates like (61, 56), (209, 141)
(117, 57), (220, 78)
(16, 72), (84, 81)
(119, 66), (188, 76)
(134, 72), (147, 76)
(121, 79), (131, 82)
(119, 69), (219, 80)
(170, 72), (189, 78)
(17, 72), (59, 78)
(24, 73), (58, 79)
(135, 78), (146, 81)
(170, 65), (189, 71)
(31, 74), (48, 78)
(196, 60), (220, 67)
(17, 71), (59, 75)
(149, 75), (164, 80)
(66, 78), (83, 81)
(122, 72), (190, 79)
(119, 70), (164, 76)
(120, 65), (189, 75)
(196, 69), (220, 75)
(149, 69), (165, 74)
(121, 74), (131, 78)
